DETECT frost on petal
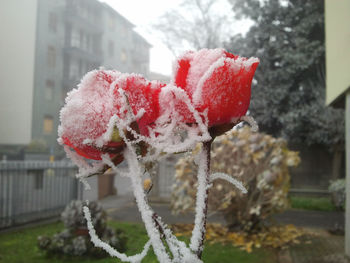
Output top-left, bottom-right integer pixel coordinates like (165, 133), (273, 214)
(113, 75), (165, 136)
(148, 85), (211, 155)
(58, 70), (120, 160)
(58, 70), (166, 161)
(174, 48), (224, 97)
(172, 48), (259, 127)
(197, 56), (259, 126)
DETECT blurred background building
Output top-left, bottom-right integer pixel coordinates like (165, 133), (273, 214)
(325, 0), (350, 256)
(0, 0), (151, 160)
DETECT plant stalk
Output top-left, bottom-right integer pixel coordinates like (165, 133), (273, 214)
(190, 139), (213, 259)
(125, 148), (172, 263)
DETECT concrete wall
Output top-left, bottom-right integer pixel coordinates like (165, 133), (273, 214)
(325, 0), (350, 105)
(289, 144), (342, 191)
(0, 0), (37, 145)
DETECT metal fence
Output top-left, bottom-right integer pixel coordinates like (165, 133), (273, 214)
(0, 161), (78, 229)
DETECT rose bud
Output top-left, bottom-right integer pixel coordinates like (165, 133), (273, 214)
(58, 70), (165, 161)
(173, 48), (259, 135)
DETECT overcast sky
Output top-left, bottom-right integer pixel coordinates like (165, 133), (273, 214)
(100, 0), (251, 76)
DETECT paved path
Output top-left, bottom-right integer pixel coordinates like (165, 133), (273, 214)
(101, 195), (344, 229)
(101, 195), (224, 224)
(289, 233), (349, 263)
(273, 209), (344, 230)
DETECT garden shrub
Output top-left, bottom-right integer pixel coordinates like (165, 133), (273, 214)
(329, 179), (346, 210)
(38, 200), (127, 257)
(172, 126), (300, 232)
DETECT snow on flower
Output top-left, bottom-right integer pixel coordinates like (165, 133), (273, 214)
(58, 49), (259, 161)
(58, 70), (165, 160)
(172, 48), (259, 127)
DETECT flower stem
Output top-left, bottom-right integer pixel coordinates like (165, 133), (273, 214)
(190, 139), (213, 259)
(125, 148), (172, 263)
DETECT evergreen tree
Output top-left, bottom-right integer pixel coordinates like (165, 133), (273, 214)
(227, 0), (344, 148)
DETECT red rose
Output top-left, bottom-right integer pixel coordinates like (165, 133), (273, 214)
(173, 48), (259, 127)
(59, 49), (259, 160)
(58, 70), (164, 160)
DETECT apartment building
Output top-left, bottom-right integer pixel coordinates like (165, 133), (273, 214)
(0, 0), (151, 159)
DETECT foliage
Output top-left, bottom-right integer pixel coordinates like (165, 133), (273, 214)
(226, 0), (344, 148)
(173, 223), (306, 253)
(25, 139), (48, 152)
(0, 222), (277, 263)
(172, 126), (300, 232)
(37, 201), (127, 258)
(290, 196), (336, 212)
(153, 0), (233, 56)
(329, 179), (346, 210)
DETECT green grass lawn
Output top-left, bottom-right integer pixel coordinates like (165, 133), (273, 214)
(290, 196), (337, 211)
(0, 221), (277, 263)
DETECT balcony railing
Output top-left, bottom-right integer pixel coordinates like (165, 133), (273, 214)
(63, 46), (103, 63)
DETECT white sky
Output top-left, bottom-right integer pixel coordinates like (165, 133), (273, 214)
(100, 0), (251, 76)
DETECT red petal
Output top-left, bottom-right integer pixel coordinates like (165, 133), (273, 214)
(63, 137), (102, 160)
(199, 59), (259, 126)
(115, 76), (165, 135)
(172, 49), (259, 126)
(224, 51), (239, 60)
(175, 57), (192, 89)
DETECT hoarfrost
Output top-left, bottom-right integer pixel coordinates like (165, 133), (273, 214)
(60, 66), (257, 262)
(84, 206), (151, 263)
(210, 172), (247, 194)
(240, 115), (259, 132)
(81, 96), (207, 262)
(64, 145), (103, 190)
(190, 145), (210, 254)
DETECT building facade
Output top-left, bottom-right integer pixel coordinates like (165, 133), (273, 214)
(0, 0), (151, 159)
(325, 0), (350, 257)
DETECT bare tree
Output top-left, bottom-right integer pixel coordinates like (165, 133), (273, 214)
(153, 0), (233, 56)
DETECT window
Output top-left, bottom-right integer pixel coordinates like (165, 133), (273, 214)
(108, 15), (115, 30)
(71, 28), (80, 48)
(78, 59), (83, 75)
(47, 46), (56, 67)
(121, 50), (127, 63)
(121, 25), (127, 38)
(45, 80), (54, 100)
(86, 35), (91, 51)
(43, 116), (54, 134)
(78, 2), (88, 19)
(108, 40), (114, 56)
(79, 30), (84, 48)
(83, 33), (89, 50)
(69, 59), (79, 79)
(48, 12), (57, 33)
